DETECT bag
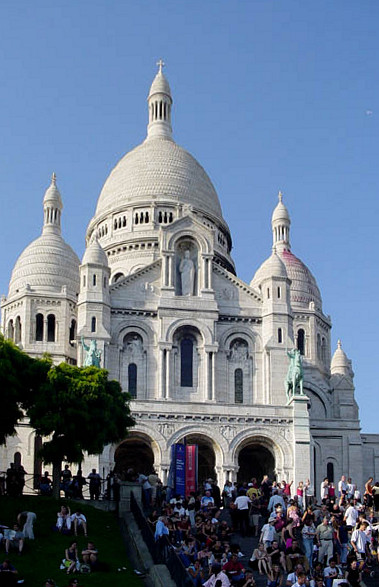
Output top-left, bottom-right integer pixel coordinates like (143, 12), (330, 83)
(80, 563), (91, 574)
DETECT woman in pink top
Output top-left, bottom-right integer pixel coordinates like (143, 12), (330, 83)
(296, 481), (304, 509)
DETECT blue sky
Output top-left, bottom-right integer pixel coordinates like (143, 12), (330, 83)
(0, 1), (378, 432)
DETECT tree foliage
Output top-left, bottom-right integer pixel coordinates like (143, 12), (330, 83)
(27, 363), (135, 466)
(0, 335), (50, 444)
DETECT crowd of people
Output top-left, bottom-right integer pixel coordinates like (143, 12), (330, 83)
(143, 473), (379, 587)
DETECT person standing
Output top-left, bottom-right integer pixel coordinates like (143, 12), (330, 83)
(316, 517), (334, 564)
(87, 469), (101, 500)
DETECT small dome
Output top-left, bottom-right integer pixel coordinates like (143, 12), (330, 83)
(8, 232), (80, 298)
(272, 192), (290, 223)
(43, 172), (62, 208)
(280, 249), (322, 310)
(148, 70), (171, 98)
(82, 239), (108, 266)
(250, 250), (288, 287)
(331, 340), (352, 376)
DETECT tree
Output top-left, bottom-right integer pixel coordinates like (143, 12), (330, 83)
(0, 335), (50, 444)
(27, 362), (135, 497)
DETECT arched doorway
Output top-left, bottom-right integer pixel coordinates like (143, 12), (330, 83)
(237, 442), (275, 483)
(114, 435), (154, 478)
(180, 434), (217, 485)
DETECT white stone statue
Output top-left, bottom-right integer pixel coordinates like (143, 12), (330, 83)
(179, 250), (195, 296)
(126, 335), (143, 359)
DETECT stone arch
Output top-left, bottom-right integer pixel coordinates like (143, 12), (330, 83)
(112, 429), (162, 477)
(219, 326), (262, 353)
(115, 320), (156, 348)
(304, 383), (331, 419)
(169, 425), (226, 484)
(167, 229), (211, 255)
(165, 318), (213, 346)
(230, 427), (293, 481)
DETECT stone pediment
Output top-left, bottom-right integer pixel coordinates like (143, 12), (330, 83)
(212, 263), (262, 311)
(330, 373), (355, 391)
(110, 260), (161, 306)
(160, 213), (216, 251)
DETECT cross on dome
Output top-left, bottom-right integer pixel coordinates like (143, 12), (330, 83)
(278, 190), (283, 203)
(156, 58), (165, 73)
(52, 172), (57, 184)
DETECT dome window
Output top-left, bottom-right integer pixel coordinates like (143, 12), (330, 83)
(69, 319), (76, 346)
(47, 314), (56, 342)
(297, 329), (305, 356)
(277, 286), (281, 299)
(83, 275), (86, 288)
(93, 274), (97, 286)
(35, 314), (44, 341)
(278, 328), (283, 344)
(7, 319), (14, 341)
(267, 288), (270, 299)
(91, 316), (96, 333)
(14, 316), (22, 344)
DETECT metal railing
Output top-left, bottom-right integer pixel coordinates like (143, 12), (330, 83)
(130, 491), (191, 586)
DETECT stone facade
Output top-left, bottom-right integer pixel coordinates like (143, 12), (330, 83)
(1, 66), (378, 494)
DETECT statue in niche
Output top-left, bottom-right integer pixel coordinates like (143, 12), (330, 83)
(125, 335), (143, 359)
(179, 249), (195, 296)
(81, 336), (102, 367)
(229, 339), (248, 363)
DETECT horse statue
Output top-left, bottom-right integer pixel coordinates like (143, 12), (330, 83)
(285, 348), (304, 401)
(81, 336), (102, 368)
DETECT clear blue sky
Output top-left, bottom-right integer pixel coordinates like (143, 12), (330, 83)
(0, 1), (378, 432)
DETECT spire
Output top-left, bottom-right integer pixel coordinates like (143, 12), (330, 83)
(42, 172), (63, 235)
(271, 190), (291, 252)
(146, 60), (173, 140)
(331, 339), (353, 377)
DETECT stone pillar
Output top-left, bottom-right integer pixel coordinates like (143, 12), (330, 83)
(289, 394), (311, 489)
(118, 482), (142, 518)
(158, 347), (165, 399)
(165, 348), (171, 399)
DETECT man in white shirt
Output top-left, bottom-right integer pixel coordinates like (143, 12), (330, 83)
(234, 491), (251, 537)
(260, 519), (276, 547)
(320, 478), (329, 503)
(323, 557), (343, 587)
(351, 521), (369, 561)
(344, 500), (359, 529)
(337, 475), (347, 503)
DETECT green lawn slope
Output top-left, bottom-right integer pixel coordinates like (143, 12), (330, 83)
(0, 497), (143, 587)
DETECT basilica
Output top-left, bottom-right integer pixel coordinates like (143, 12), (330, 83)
(1, 65), (378, 493)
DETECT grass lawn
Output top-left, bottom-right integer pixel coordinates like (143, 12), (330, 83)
(0, 496), (143, 587)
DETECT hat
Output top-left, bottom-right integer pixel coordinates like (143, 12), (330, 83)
(248, 483), (253, 487)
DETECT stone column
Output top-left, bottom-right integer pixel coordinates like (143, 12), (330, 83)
(165, 348), (171, 399)
(158, 347), (165, 399)
(289, 394), (311, 489)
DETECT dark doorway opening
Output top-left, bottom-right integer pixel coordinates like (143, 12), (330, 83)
(237, 443), (275, 484)
(114, 437), (154, 477)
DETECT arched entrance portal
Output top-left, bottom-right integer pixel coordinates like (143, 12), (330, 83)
(237, 443), (275, 483)
(181, 434), (216, 485)
(114, 435), (154, 477)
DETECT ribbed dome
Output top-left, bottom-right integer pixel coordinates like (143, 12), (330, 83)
(82, 239), (108, 266)
(250, 251), (287, 288)
(149, 70), (171, 97)
(272, 198), (290, 223)
(280, 249), (322, 310)
(94, 137), (224, 221)
(9, 233), (80, 298)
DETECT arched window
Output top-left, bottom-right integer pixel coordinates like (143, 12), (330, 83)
(7, 320), (14, 341)
(83, 275), (86, 287)
(93, 274), (97, 286)
(278, 328), (283, 344)
(267, 288), (270, 299)
(91, 316), (96, 333)
(35, 314), (44, 341)
(14, 316), (21, 344)
(47, 314), (56, 342)
(297, 329), (305, 356)
(112, 272), (124, 283)
(321, 337), (327, 363)
(181, 338), (193, 387)
(234, 368), (243, 404)
(14, 452), (21, 467)
(277, 286), (281, 299)
(69, 319), (76, 346)
(128, 363), (137, 398)
(317, 334), (321, 360)
(327, 462), (334, 483)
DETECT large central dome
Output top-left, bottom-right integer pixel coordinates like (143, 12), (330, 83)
(94, 136), (223, 220)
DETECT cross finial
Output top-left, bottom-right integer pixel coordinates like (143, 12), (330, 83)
(156, 58), (165, 73)
(52, 172), (57, 184)
(278, 190), (283, 202)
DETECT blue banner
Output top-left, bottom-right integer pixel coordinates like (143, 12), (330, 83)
(175, 443), (186, 498)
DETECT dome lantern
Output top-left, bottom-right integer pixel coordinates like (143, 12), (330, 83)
(147, 59), (173, 140)
(272, 191), (291, 252)
(43, 172), (63, 235)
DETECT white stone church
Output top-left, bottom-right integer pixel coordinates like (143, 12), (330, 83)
(1, 65), (378, 494)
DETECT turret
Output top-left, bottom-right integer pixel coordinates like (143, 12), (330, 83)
(146, 59), (173, 140)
